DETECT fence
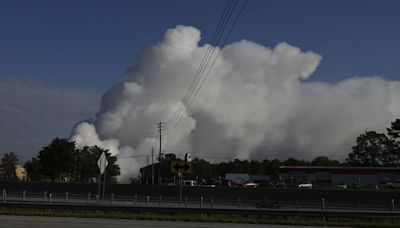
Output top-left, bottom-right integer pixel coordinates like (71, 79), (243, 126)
(1, 188), (400, 211)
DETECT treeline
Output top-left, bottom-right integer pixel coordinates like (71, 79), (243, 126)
(141, 119), (400, 183)
(140, 153), (341, 184)
(25, 138), (120, 183)
(2, 119), (400, 184)
(11, 138), (120, 183)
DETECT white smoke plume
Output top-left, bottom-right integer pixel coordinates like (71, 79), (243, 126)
(70, 25), (400, 183)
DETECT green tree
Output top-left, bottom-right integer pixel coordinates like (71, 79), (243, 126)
(262, 159), (282, 176)
(38, 138), (76, 182)
(387, 119), (400, 139)
(0, 152), (18, 180)
(191, 158), (213, 179)
(386, 119), (400, 166)
(346, 131), (390, 167)
(159, 153), (177, 183)
(24, 157), (41, 181)
(229, 159), (248, 173)
(311, 156), (341, 166)
(282, 157), (310, 166)
(75, 145), (120, 183)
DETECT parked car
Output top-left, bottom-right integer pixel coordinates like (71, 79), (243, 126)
(253, 180), (269, 187)
(243, 182), (259, 188)
(337, 183), (347, 189)
(298, 182), (312, 189)
(182, 180), (197, 186)
(227, 179), (237, 188)
(386, 180), (400, 189)
(198, 178), (217, 188)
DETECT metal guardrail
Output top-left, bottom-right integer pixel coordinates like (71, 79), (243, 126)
(3, 184), (400, 207)
(2, 191), (258, 209)
(1, 201), (400, 220)
(2, 188), (400, 212)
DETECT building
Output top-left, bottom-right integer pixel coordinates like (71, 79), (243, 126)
(15, 165), (27, 181)
(0, 164), (27, 181)
(279, 166), (400, 188)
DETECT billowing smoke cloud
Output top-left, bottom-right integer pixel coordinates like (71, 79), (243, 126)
(70, 25), (400, 182)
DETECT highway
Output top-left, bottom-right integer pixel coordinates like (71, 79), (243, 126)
(0, 215), (336, 228)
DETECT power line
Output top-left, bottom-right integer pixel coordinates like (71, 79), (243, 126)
(55, 1), (242, 167)
(116, 154), (149, 159)
(164, 0), (237, 128)
(164, 0), (239, 130)
(1, 1), (249, 167)
(164, 0), (248, 137)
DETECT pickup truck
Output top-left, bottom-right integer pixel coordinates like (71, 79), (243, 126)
(386, 180), (400, 189)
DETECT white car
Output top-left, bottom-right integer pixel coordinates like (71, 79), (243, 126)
(182, 180), (197, 186)
(337, 183), (347, 189)
(243, 182), (259, 189)
(298, 182), (313, 189)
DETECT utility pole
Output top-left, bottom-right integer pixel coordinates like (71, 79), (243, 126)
(158, 122), (162, 185)
(73, 150), (77, 182)
(146, 155), (149, 185)
(151, 147), (155, 185)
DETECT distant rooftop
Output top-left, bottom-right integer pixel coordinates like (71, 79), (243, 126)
(279, 166), (400, 175)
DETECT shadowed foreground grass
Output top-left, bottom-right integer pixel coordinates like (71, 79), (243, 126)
(0, 208), (399, 228)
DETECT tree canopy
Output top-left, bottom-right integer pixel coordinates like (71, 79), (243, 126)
(75, 145), (120, 183)
(38, 138), (75, 181)
(24, 157), (41, 181)
(311, 156), (340, 167)
(0, 152), (18, 180)
(20, 119), (400, 184)
(25, 138), (120, 183)
(346, 119), (400, 167)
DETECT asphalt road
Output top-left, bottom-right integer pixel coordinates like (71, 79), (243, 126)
(0, 215), (332, 228)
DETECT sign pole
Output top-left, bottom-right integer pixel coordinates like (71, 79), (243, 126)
(102, 169), (106, 203)
(97, 152), (108, 204)
(179, 172), (183, 205)
(97, 173), (101, 197)
(171, 157), (191, 207)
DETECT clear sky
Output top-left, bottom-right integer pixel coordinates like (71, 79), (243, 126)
(1, 0), (400, 90)
(1, 0), (400, 161)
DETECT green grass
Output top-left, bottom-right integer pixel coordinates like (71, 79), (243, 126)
(0, 208), (400, 227)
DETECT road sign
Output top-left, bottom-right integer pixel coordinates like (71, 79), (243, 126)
(171, 160), (192, 173)
(97, 152), (108, 175)
(185, 153), (192, 162)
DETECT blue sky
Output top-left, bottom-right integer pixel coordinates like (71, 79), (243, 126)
(1, 0), (400, 90)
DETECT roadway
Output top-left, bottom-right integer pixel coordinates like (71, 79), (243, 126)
(0, 215), (336, 228)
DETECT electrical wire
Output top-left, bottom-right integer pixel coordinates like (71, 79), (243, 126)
(164, 0), (248, 138)
(163, 0), (239, 131)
